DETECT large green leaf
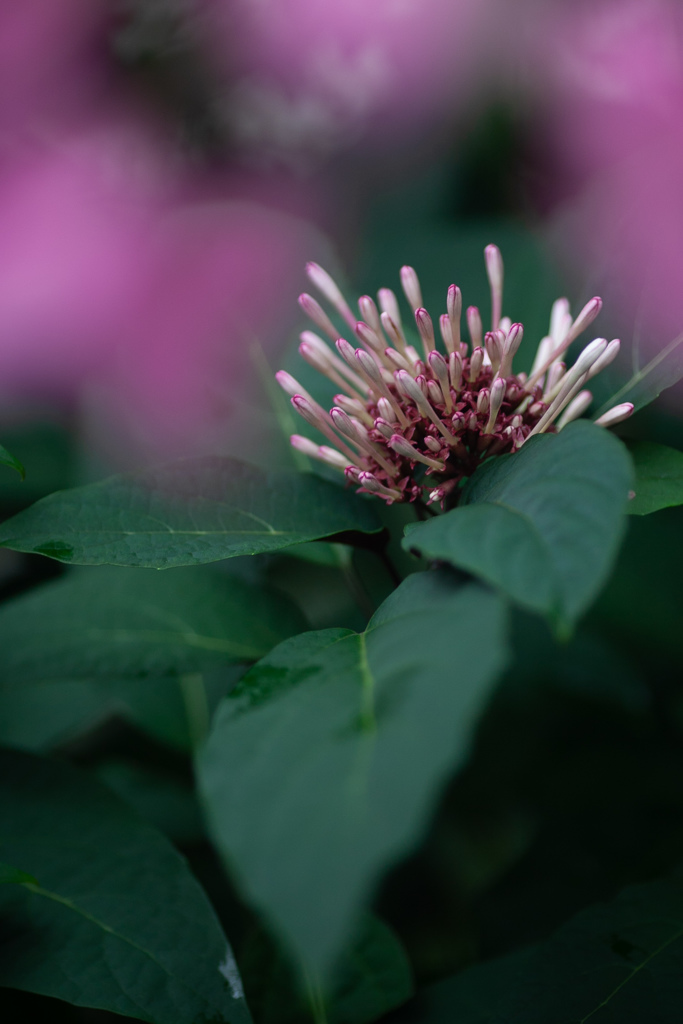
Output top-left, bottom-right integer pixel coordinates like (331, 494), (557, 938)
(399, 876), (683, 1022)
(0, 565), (306, 686)
(198, 571), (509, 977)
(0, 457), (380, 567)
(627, 441), (683, 515)
(0, 749), (251, 1024)
(403, 422), (633, 633)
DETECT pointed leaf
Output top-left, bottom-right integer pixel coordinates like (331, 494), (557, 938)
(198, 571), (509, 976)
(0, 457), (380, 567)
(0, 749), (251, 1023)
(0, 565), (306, 686)
(626, 441), (683, 515)
(0, 443), (25, 480)
(404, 876), (683, 1023)
(402, 422), (633, 632)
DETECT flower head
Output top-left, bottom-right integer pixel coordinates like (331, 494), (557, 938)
(277, 246), (633, 508)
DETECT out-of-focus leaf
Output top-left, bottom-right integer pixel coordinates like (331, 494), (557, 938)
(198, 571), (509, 977)
(626, 441), (683, 515)
(242, 915), (413, 1024)
(403, 423), (633, 633)
(95, 760), (204, 845)
(0, 862), (37, 886)
(0, 423), (74, 508)
(397, 876), (683, 1023)
(0, 749), (251, 1023)
(393, 948), (534, 1024)
(595, 330), (683, 417)
(0, 681), (113, 752)
(0, 457), (380, 567)
(0, 444), (25, 480)
(0, 671), (244, 755)
(0, 565), (307, 686)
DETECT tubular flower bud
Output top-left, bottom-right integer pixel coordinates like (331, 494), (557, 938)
(281, 248), (633, 507)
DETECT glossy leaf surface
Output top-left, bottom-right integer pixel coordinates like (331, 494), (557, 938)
(0, 749), (251, 1023)
(199, 571), (509, 976)
(0, 457), (380, 567)
(403, 422), (633, 632)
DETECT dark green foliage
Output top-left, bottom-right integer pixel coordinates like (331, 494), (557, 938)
(198, 571), (510, 977)
(0, 565), (307, 684)
(397, 877), (683, 1023)
(0, 443), (25, 480)
(0, 750), (251, 1024)
(403, 423), (633, 633)
(241, 916), (413, 1024)
(627, 441), (683, 514)
(0, 457), (381, 567)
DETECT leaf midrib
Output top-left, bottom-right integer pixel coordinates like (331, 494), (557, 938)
(578, 919), (683, 1022)
(19, 882), (229, 1018)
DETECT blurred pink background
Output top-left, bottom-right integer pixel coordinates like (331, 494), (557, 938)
(1, 0), (682, 465)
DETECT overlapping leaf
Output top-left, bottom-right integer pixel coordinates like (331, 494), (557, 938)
(627, 441), (683, 515)
(0, 457), (380, 567)
(403, 422), (633, 632)
(0, 565), (306, 685)
(0, 749), (251, 1023)
(399, 876), (683, 1023)
(198, 570), (509, 976)
(242, 915), (413, 1024)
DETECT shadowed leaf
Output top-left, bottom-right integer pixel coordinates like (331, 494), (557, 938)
(198, 571), (509, 977)
(0, 749), (251, 1023)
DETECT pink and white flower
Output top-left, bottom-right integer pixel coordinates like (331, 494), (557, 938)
(278, 246), (632, 506)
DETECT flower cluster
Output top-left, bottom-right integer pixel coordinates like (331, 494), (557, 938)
(277, 246), (633, 508)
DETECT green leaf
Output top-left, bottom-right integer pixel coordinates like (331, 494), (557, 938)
(626, 441), (683, 515)
(0, 749), (251, 1024)
(394, 948), (534, 1024)
(402, 422), (633, 632)
(0, 680), (114, 752)
(198, 571), (509, 976)
(242, 915), (413, 1024)
(402, 876), (683, 1023)
(0, 861), (37, 886)
(0, 565), (307, 686)
(0, 443), (25, 480)
(595, 329), (683, 418)
(0, 457), (381, 567)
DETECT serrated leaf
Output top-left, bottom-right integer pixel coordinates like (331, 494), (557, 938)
(0, 749), (251, 1023)
(402, 422), (633, 633)
(626, 441), (683, 515)
(0, 457), (380, 567)
(0, 443), (25, 480)
(0, 565), (306, 686)
(402, 876), (683, 1023)
(198, 571), (509, 977)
